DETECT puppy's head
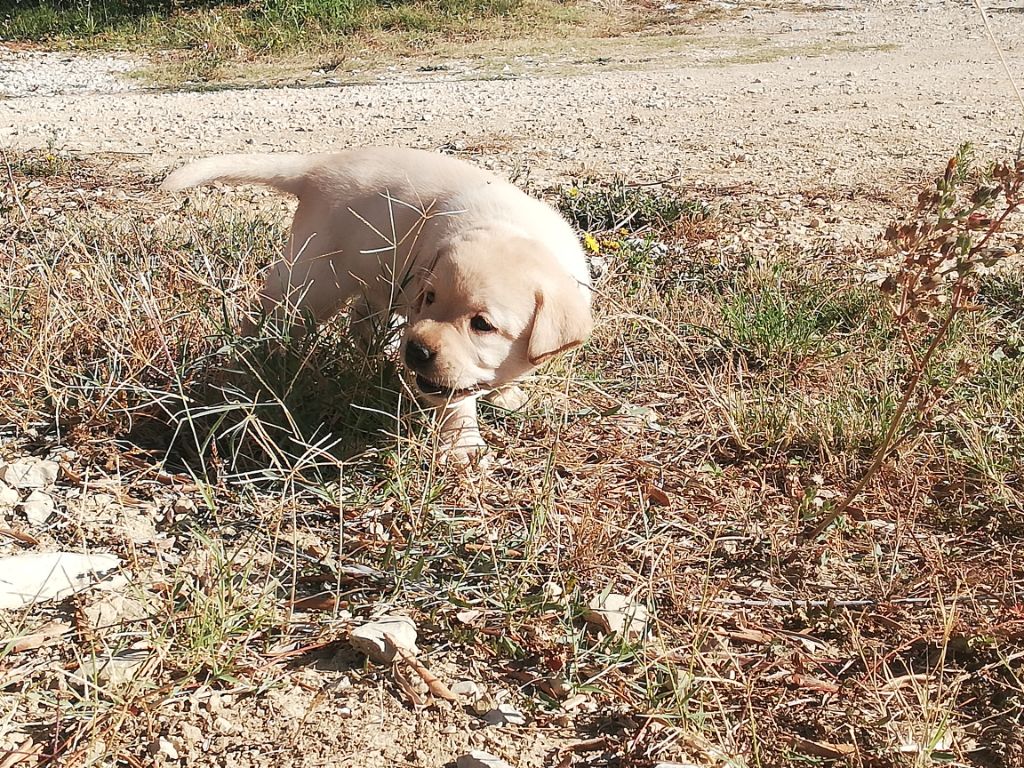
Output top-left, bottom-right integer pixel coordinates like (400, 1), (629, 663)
(403, 231), (591, 403)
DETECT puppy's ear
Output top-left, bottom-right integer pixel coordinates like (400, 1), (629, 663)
(528, 281), (593, 366)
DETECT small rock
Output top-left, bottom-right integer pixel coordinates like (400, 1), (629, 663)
(456, 750), (515, 768)
(349, 615), (418, 664)
(172, 496), (197, 516)
(73, 649), (150, 687)
(178, 722), (203, 743)
(483, 703), (526, 726)
(0, 459), (59, 490)
(584, 593), (649, 641)
(0, 481), (19, 509)
(0, 552), (121, 609)
(20, 490), (55, 525)
(82, 592), (153, 632)
(469, 690), (496, 716)
(150, 736), (178, 760)
(451, 680), (481, 699)
(455, 608), (482, 625)
(542, 582), (563, 600)
(212, 716), (238, 735)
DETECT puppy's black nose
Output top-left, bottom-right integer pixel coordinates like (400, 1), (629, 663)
(405, 339), (435, 368)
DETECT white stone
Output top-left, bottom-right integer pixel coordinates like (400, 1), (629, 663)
(349, 615), (418, 663)
(82, 592), (152, 631)
(0, 459), (59, 489)
(172, 496), (197, 516)
(482, 703), (526, 726)
(73, 649), (149, 687)
(0, 481), (19, 508)
(152, 736), (178, 760)
(212, 716), (238, 735)
(450, 680), (481, 699)
(0, 552), (121, 609)
(20, 490), (55, 525)
(456, 751), (515, 768)
(584, 593), (649, 641)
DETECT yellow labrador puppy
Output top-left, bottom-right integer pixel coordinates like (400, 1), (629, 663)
(162, 148), (592, 460)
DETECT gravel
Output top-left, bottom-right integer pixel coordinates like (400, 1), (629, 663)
(0, 1), (1021, 236)
(0, 45), (139, 98)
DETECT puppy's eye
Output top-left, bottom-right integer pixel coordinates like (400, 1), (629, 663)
(424, 290), (435, 306)
(470, 315), (496, 333)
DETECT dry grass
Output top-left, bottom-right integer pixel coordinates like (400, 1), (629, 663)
(2, 0), (709, 88)
(1, 148), (1023, 767)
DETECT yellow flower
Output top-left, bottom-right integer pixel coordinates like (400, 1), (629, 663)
(583, 233), (600, 253)
(601, 239), (621, 250)
(567, 187), (580, 198)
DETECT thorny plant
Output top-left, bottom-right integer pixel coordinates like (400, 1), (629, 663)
(803, 144), (1024, 542)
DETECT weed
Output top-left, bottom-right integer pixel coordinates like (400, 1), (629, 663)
(801, 145), (1024, 541)
(558, 176), (707, 234)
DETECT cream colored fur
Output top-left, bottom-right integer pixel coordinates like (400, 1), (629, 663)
(162, 147), (592, 461)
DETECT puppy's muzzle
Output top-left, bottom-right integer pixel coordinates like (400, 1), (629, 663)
(405, 339), (435, 370)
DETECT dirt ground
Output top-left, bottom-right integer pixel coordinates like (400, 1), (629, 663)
(1, 1), (1021, 212)
(2, 1), (1024, 767)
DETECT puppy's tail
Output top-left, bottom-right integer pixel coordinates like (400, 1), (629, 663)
(160, 153), (319, 196)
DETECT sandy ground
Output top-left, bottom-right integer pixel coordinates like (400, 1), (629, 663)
(2, 1), (1023, 214)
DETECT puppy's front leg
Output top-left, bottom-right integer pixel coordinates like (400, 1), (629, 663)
(483, 384), (528, 411)
(436, 397), (487, 464)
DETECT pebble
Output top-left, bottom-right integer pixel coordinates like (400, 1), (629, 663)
(483, 704), (526, 726)
(451, 680), (482, 699)
(73, 649), (150, 687)
(456, 750), (515, 768)
(20, 490), (55, 525)
(151, 737), (179, 760)
(0, 459), (59, 490)
(178, 722), (203, 743)
(0, 481), (20, 509)
(584, 593), (649, 641)
(349, 615), (418, 663)
(172, 496), (197, 516)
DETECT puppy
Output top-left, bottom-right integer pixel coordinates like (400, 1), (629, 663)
(162, 148), (592, 461)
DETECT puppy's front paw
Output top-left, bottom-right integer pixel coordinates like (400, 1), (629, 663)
(443, 430), (490, 468)
(483, 384), (529, 411)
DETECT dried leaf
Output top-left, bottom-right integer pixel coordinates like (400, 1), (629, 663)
(289, 594), (346, 612)
(718, 627), (772, 644)
(0, 528), (39, 547)
(0, 737), (43, 768)
(392, 664), (426, 707)
(788, 736), (856, 759)
(7, 621), (72, 653)
(392, 643), (459, 703)
(646, 485), (671, 506)
(786, 673), (840, 693)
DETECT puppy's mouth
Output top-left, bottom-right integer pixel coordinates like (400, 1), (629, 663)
(415, 375), (483, 400)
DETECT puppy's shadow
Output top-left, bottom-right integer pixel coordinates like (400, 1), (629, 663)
(126, 320), (412, 483)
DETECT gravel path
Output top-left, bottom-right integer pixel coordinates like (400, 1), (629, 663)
(1, 2), (1023, 211)
(0, 45), (138, 97)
